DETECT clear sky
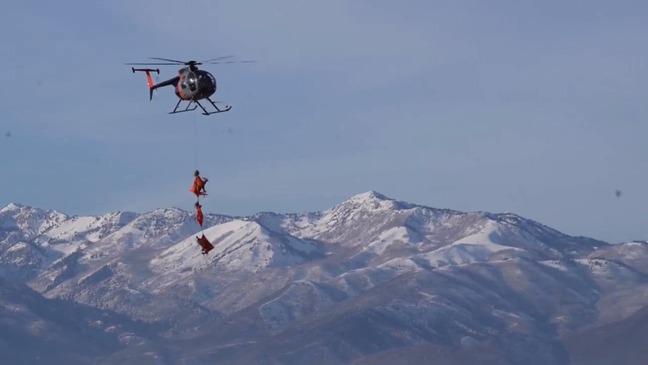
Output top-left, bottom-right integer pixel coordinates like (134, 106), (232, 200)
(1, 1), (647, 243)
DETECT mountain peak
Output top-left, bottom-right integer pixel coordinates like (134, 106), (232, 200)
(349, 190), (391, 202)
(336, 190), (418, 213)
(0, 202), (25, 213)
(330, 191), (402, 214)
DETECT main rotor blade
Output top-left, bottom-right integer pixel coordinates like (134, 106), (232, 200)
(149, 57), (187, 64)
(124, 62), (179, 65)
(201, 55), (235, 62)
(205, 60), (256, 64)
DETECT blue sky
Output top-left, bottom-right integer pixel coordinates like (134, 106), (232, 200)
(1, 0), (648, 243)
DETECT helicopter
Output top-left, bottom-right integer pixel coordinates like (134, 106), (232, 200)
(125, 56), (253, 116)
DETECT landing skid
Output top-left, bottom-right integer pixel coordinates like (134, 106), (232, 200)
(169, 99), (198, 114)
(169, 97), (232, 116)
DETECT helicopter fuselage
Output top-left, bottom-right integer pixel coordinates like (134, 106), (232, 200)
(130, 60), (231, 115)
(174, 66), (217, 101)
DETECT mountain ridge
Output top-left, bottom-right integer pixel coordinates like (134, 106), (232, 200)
(1, 191), (647, 364)
(0, 190), (619, 246)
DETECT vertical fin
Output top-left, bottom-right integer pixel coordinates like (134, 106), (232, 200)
(145, 71), (154, 100)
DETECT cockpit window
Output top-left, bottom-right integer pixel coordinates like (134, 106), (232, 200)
(187, 72), (197, 91)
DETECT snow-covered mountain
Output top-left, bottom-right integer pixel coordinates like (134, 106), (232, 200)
(1, 191), (647, 365)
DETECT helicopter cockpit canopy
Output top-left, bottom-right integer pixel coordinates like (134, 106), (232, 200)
(196, 70), (216, 94)
(186, 71), (197, 91)
(198, 71), (216, 91)
(179, 69), (215, 96)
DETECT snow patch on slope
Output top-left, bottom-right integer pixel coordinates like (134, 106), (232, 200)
(417, 221), (524, 268)
(575, 258), (644, 281)
(149, 219), (323, 281)
(363, 226), (411, 254)
(538, 260), (571, 272)
(38, 211), (137, 248)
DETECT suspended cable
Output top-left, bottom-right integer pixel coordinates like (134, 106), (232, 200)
(193, 108), (199, 170)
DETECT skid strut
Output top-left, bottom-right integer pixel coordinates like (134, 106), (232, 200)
(169, 97), (232, 116)
(196, 97), (232, 115)
(169, 99), (198, 114)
